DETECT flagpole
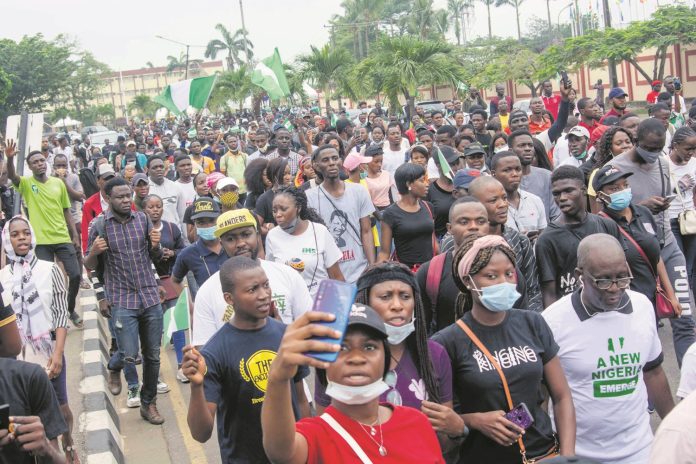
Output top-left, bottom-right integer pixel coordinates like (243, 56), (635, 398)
(185, 282), (193, 345)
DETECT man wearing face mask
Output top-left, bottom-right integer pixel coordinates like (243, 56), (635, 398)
(544, 234), (674, 464)
(609, 119), (696, 366)
(558, 126), (591, 168)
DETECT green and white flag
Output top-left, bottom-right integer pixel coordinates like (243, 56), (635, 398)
(436, 147), (454, 181)
(154, 75), (217, 115)
(251, 48), (290, 100)
(162, 288), (191, 345)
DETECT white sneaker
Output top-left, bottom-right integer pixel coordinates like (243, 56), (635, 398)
(126, 386), (141, 408)
(157, 379), (171, 394)
(176, 368), (190, 384)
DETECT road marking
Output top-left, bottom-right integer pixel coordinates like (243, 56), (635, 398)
(160, 350), (209, 464)
(83, 328), (99, 340)
(86, 451), (120, 464)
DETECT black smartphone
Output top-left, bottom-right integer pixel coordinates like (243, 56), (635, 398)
(0, 404), (9, 431)
(560, 71), (571, 89)
(304, 280), (357, 363)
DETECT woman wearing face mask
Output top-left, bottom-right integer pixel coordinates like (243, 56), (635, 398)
(216, 178), (244, 213)
(371, 125), (385, 145)
(266, 187), (344, 296)
(254, 157), (292, 235)
(0, 216), (79, 463)
(262, 304), (446, 463)
(182, 172), (210, 243)
(593, 165), (681, 315)
(587, 127), (634, 212)
(143, 195), (188, 382)
(432, 234), (576, 463)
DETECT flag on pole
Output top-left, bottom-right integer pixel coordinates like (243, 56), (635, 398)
(436, 147), (453, 181)
(154, 75), (217, 115)
(162, 289), (191, 345)
(251, 48), (291, 101)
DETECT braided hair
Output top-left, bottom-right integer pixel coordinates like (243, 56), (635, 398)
(671, 126), (696, 150)
(355, 263), (441, 403)
(593, 126), (633, 170)
(274, 186), (325, 225)
(452, 234), (517, 319)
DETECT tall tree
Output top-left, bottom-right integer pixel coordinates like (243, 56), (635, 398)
(495, 0), (525, 39)
(166, 53), (203, 74)
(298, 45), (353, 113)
(480, 0), (495, 39)
(127, 94), (158, 118)
(447, 0), (468, 45)
(0, 67), (10, 107)
(208, 66), (253, 111)
(62, 51), (111, 119)
(356, 36), (465, 118)
(204, 24), (254, 70)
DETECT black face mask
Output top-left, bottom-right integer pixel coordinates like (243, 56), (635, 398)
(635, 146), (661, 164)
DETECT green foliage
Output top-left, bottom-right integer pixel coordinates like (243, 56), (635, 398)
(127, 94), (159, 118)
(298, 45), (353, 110)
(62, 51), (111, 118)
(0, 67), (10, 106)
(205, 24), (254, 71)
(208, 66), (253, 112)
(166, 53), (203, 74)
(80, 104), (115, 126)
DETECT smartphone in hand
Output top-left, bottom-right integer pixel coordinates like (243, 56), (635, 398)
(0, 404), (9, 431)
(560, 71), (571, 89)
(504, 403), (534, 430)
(304, 280), (357, 363)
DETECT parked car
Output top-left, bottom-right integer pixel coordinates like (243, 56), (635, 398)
(81, 125), (109, 138)
(513, 99), (531, 115)
(89, 130), (119, 150)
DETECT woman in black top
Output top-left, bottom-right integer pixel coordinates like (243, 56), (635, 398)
(254, 157), (292, 236)
(593, 165), (681, 312)
(243, 158), (271, 210)
(432, 234), (575, 463)
(377, 163), (436, 271)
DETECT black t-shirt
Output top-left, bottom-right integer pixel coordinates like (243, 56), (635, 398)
(0, 358), (67, 464)
(536, 213), (621, 296)
(432, 310), (559, 464)
(202, 318), (308, 464)
(426, 180), (455, 238)
(475, 132), (493, 152)
(254, 189), (277, 225)
(417, 252), (528, 334)
(602, 205), (660, 302)
(382, 201), (435, 266)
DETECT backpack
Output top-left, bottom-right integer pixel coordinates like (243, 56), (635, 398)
(425, 252), (447, 331)
(89, 214), (107, 283)
(79, 168), (99, 198)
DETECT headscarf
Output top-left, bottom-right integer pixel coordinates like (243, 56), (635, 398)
(294, 157), (312, 187)
(457, 235), (512, 278)
(1, 216), (53, 359)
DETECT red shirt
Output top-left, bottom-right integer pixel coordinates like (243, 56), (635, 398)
(542, 94), (562, 119)
(528, 116), (551, 135)
(296, 404), (444, 464)
(599, 108), (624, 124)
(80, 192), (136, 253)
(646, 91), (660, 104)
(578, 120), (599, 134)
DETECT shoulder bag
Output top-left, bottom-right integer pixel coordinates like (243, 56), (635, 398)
(455, 320), (560, 463)
(670, 172), (696, 235)
(320, 412), (373, 464)
(597, 212), (676, 319)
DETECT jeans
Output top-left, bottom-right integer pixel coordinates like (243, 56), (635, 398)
(107, 317), (139, 388)
(671, 219), (696, 290)
(35, 243), (80, 316)
(660, 239), (696, 367)
(108, 304), (163, 405)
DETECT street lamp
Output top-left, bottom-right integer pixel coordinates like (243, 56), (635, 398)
(557, 3), (574, 36)
(155, 35), (205, 79)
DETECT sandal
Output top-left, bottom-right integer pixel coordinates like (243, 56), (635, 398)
(64, 445), (81, 464)
(69, 312), (84, 328)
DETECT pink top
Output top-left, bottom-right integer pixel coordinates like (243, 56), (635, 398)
(365, 171), (394, 208)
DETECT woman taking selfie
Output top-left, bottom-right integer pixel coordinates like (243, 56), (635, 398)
(262, 305), (445, 463)
(432, 234), (575, 463)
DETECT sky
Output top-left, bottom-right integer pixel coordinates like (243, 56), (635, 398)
(1, 0), (663, 72)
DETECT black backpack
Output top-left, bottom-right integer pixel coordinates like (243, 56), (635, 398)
(79, 168), (99, 198)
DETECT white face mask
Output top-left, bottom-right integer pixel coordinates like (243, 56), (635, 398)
(385, 318), (415, 345)
(326, 379), (390, 405)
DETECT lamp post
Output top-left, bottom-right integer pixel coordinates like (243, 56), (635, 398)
(155, 35), (205, 79)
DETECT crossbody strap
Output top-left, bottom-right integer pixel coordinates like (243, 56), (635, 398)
(320, 413), (374, 464)
(455, 319), (526, 456)
(420, 200), (440, 255)
(597, 212), (658, 279)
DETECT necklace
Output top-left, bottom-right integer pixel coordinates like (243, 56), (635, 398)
(580, 289), (630, 318)
(357, 415), (387, 456)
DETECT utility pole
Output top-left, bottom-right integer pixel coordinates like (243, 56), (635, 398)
(574, 0), (581, 37)
(239, 0), (251, 65)
(601, 0), (619, 88)
(185, 44), (190, 80)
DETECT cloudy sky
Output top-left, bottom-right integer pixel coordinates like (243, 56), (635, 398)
(2, 0), (660, 71)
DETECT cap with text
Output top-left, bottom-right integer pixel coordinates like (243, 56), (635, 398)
(215, 208), (257, 237)
(190, 198), (221, 221)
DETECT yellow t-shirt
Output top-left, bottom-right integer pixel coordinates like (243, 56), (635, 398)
(499, 113), (509, 132)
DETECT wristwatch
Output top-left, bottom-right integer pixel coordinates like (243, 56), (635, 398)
(447, 424), (470, 441)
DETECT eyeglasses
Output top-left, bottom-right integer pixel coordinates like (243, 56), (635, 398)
(384, 370), (402, 406)
(584, 270), (633, 290)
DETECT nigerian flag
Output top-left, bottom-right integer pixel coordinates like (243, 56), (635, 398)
(436, 147), (454, 181)
(154, 75), (217, 115)
(251, 48), (290, 100)
(162, 288), (190, 345)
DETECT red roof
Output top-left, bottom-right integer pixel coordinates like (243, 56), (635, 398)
(108, 60), (223, 78)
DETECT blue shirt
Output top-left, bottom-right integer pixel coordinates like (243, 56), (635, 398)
(171, 239), (228, 287)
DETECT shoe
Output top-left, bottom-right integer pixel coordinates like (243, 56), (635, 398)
(140, 401), (165, 425)
(176, 368), (190, 384)
(80, 279), (91, 289)
(157, 379), (171, 394)
(69, 312), (83, 328)
(135, 354), (142, 365)
(126, 385), (141, 408)
(107, 370), (122, 396)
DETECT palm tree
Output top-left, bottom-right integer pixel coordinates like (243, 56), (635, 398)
(204, 24), (254, 71)
(408, 0), (437, 39)
(298, 44), (353, 113)
(480, 0), (495, 39)
(166, 53), (203, 75)
(209, 66), (253, 111)
(127, 94), (157, 117)
(284, 64), (308, 105)
(495, 0), (525, 39)
(145, 61), (155, 68)
(447, 0), (467, 45)
(433, 9), (450, 39)
(356, 36), (465, 118)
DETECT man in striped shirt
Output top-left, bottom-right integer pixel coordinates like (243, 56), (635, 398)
(85, 177), (166, 425)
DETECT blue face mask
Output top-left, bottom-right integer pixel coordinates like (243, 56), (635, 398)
(606, 188), (632, 211)
(471, 280), (521, 312)
(197, 225), (217, 241)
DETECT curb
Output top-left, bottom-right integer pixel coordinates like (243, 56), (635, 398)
(79, 292), (125, 464)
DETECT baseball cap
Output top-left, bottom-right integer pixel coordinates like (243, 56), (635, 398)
(215, 209), (257, 238)
(608, 87), (628, 99)
(131, 173), (149, 186)
(453, 169), (482, 190)
(343, 152), (372, 171)
(190, 198), (221, 220)
(216, 177), (239, 191)
(565, 126), (590, 140)
(463, 143), (486, 157)
(346, 303), (387, 339)
(592, 165), (633, 192)
(125, 140), (137, 147)
(97, 164), (116, 179)
(438, 145), (462, 164)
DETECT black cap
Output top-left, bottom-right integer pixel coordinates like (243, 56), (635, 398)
(347, 304), (387, 339)
(190, 198), (221, 220)
(592, 165), (633, 192)
(438, 145), (462, 164)
(464, 142), (486, 157)
(364, 144), (384, 158)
